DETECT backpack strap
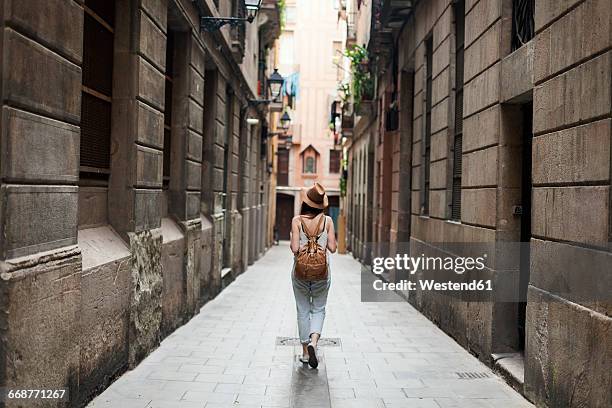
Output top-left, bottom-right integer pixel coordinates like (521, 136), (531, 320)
(299, 214), (325, 239)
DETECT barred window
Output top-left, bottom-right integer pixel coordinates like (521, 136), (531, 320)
(163, 30), (175, 189)
(451, 0), (465, 221)
(80, 1), (115, 178)
(329, 150), (341, 173)
(512, 0), (535, 51)
(422, 35), (433, 215)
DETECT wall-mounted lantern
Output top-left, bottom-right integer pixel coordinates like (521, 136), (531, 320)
(200, 0), (263, 32)
(268, 69), (284, 101)
(280, 111), (291, 129)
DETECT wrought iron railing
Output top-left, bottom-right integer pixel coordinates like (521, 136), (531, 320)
(511, 0), (535, 51)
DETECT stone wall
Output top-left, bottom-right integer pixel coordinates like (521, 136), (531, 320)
(345, 0), (611, 406)
(0, 0), (274, 406)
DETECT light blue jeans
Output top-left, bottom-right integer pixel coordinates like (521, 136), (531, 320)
(292, 276), (331, 344)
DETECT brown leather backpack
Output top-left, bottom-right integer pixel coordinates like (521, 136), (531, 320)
(294, 214), (328, 281)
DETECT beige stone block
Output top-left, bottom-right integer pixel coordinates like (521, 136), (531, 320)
(3, 28), (81, 123)
(462, 188), (496, 227)
(134, 189), (161, 231)
(137, 56), (165, 111)
(186, 160), (202, 191)
(187, 130), (203, 162)
(429, 190), (447, 219)
(190, 38), (206, 77)
(532, 186), (609, 246)
(537, 3), (583, 83)
(414, 65), (424, 96)
(431, 99), (449, 134)
(463, 105), (500, 152)
(429, 159), (447, 190)
(430, 130), (448, 162)
(464, 62), (500, 117)
(533, 0), (611, 81)
(4, 0), (83, 63)
(140, 0), (168, 32)
(135, 101), (164, 149)
(0, 251), (81, 401)
(462, 147), (498, 187)
(78, 187), (108, 229)
(136, 145), (163, 188)
(1, 107), (79, 183)
(412, 166), (421, 191)
(138, 10), (166, 72)
(501, 40), (534, 102)
(188, 99), (204, 133)
(0, 185), (78, 259)
(535, 0), (585, 32)
(190, 67), (205, 106)
(465, 20), (502, 83)
(465, 0), (502, 48)
(432, 36), (451, 79)
(533, 119), (610, 184)
(433, 6), (452, 51)
(412, 140), (422, 165)
(431, 67), (449, 107)
(530, 239), (611, 315)
(534, 52), (611, 134)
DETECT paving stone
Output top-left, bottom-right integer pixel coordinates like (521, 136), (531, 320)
(88, 244), (531, 408)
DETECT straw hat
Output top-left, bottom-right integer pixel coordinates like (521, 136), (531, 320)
(301, 182), (329, 209)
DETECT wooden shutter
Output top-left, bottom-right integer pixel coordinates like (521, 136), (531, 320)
(278, 149), (289, 186)
(329, 150), (341, 173)
(80, 4), (115, 175)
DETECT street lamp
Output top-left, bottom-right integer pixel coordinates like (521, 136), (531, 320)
(280, 111), (291, 129)
(285, 136), (293, 150)
(200, 0), (263, 32)
(244, 0), (264, 20)
(268, 69), (284, 101)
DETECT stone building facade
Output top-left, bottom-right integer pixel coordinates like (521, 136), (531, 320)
(343, 0), (611, 407)
(0, 0), (280, 406)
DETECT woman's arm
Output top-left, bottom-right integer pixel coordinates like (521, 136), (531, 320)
(290, 216), (301, 254)
(326, 216), (337, 253)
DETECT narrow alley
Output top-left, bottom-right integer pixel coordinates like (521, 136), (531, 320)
(88, 244), (532, 408)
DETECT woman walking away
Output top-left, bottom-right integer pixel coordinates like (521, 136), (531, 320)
(290, 182), (337, 369)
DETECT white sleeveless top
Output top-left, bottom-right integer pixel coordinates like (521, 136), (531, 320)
(293, 214), (331, 276)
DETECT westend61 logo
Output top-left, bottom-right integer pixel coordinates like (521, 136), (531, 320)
(370, 253), (492, 292)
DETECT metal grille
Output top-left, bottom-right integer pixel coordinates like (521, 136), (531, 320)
(81, 93), (111, 170)
(276, 337), (341, 347)
(451, 0), (465, 221)
(451, 136), (462, 220)
(511, 0), (535, 51)
(456, 371), (491, 379)
(422, 35), (433, 215)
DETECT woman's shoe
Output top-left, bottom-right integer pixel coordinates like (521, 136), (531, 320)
(299, 355), (309, 364)
(307, 342), (318, 369)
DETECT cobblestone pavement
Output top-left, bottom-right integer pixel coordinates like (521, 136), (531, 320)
(88, 243), (533, 408)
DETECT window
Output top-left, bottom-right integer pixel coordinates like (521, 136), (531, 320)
(163, 30), (175, 189)
(277, 149), (289, 186)
(284, 6), (297, 25)
(304, 157), (315, 174)
(451, 0), (465, 221)
(422, 35), (433, 215)
(329, 150), (341, 173)
(511, 0), (535, 51)
(80, 0), (116, 179)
